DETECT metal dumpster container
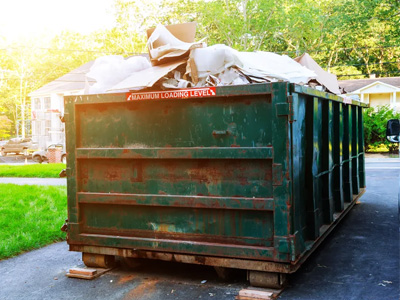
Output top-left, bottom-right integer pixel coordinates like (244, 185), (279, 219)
(64, 82), (366, 288)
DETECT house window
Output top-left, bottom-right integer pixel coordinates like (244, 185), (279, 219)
(44, 97), (51, 110)
(34, 98), (41, 110)
(45, 120), (51, 136)
(36, 120), (41, 136)
(41, 120), (46, 135)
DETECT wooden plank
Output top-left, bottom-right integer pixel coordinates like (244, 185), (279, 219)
(66, 266), (112, 280)
(69, 267), (97, 276)
(239, 289), (273, 298)
(236, 287), (283, 300)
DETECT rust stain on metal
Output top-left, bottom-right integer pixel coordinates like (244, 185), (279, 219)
(157, 223), (171, 232)
(105, 168), (121, 181)
(80, 165), (89, 186)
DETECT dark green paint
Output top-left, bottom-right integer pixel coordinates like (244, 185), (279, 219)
(65, 83), (365, 267)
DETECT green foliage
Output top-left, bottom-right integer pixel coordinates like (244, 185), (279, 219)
(0, 163), (66, 178)
(183, 0), (399, 77)
(329, 66), (364, 80)
(0, 115), (12, 139)
(0, 184), (67, 260)
(363, 105), (400, 153)
(0, 0), (399, 138)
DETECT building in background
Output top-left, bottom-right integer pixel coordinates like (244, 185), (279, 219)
(339, 76), (400, 111)
(29, 61), (95, 150)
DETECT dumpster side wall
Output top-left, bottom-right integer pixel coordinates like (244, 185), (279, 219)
(290, 85), (367, 259)
(65, 85), (280, 261)
(64, 83), (366, 268)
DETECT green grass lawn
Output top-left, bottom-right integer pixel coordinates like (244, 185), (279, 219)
(0, 184), (67, 260)
(0, 163), (66, 178)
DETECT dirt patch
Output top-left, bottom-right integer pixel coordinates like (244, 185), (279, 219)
(123, 278), (159, 300)
(118, 274), (137, 285)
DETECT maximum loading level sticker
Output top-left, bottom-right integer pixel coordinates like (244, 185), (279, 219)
(126, 87), (216, 101)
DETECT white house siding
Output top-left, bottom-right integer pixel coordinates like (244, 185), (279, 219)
(346, 82), (400, 112)
(369, 93), (392, 107)
(29, 60), (96, 150)
(31, 94), (65, 150)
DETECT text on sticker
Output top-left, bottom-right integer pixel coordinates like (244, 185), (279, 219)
(126, 87), (216, 101)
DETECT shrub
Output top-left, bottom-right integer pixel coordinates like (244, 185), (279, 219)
(363, 105), (400, 153)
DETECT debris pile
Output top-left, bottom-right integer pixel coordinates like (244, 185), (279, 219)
(86, 23), (341, 95)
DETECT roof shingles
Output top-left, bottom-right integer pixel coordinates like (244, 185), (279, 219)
(339, 77), (400, 93)
(29, 61), (95, 97)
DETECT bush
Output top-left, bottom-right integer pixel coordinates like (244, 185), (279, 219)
(363, 105), (400, 153)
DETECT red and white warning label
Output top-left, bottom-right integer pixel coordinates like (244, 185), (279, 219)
(126, 87), (216, 101)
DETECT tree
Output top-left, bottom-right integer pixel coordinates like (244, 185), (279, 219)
(167, 0), (400, 77)
(0, 115), (12, 139)
(97, 0), (176, 54)
(1, 0), (399, 140)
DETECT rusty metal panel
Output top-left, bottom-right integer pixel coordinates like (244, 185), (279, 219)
(64, 82), (366, 271)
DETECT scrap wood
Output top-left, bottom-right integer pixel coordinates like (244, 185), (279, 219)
(66, 266), (113, 280)
(295, 53), (340, 95)
(108, 59), (186, 92)
(69, 267), (97, 276)
(236, 288), (283, 300)
(146, 23), (205, 65)
(86, 22), (343, 95)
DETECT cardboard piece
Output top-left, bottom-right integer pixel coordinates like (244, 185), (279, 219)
(146, 23), (205, 66)
(190, 45), (316, 85)
(189, 44), (237, 80)
(295, 53), (340, 95)
(108, 59), (186, 92)
(147, 22), (197, 45)
(236, 51), (316, 84)
(86, 55), (151, 94)
(103, 24), (321, 92)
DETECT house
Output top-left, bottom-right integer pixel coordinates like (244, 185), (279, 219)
(339, 76), (400, 111)
(29, 61), (95, 150)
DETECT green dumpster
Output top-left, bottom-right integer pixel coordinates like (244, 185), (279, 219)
(64, 82), (366, 288)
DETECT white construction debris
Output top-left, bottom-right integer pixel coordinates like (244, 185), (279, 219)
(85, 23), (340, 95)
(86, 55), (150, 94)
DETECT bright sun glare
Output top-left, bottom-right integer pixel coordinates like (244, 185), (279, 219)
(0, 0), (115, 42)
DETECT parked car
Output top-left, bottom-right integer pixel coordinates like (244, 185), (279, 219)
(386, 119), (399, 143)
(0, 138), (38, 156)
(32, 144), (66, 164)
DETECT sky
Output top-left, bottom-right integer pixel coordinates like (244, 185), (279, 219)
(0, 0), (115, 42)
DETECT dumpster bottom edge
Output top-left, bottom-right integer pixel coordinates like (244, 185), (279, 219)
(68, 244), (297, 274)
(68, 188), (365, 275)
(294, 187), (366, 267)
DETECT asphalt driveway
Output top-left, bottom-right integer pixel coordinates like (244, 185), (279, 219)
(0, 177), (66, 185)
(0, 158), (398, 300)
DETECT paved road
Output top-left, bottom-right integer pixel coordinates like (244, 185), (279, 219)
(0, 177), (67, 185)
(0, 159), (398, 300)
(0, 153), (66, 185)
(0, 154), (33, 164)
(281, 159), (399, 300)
